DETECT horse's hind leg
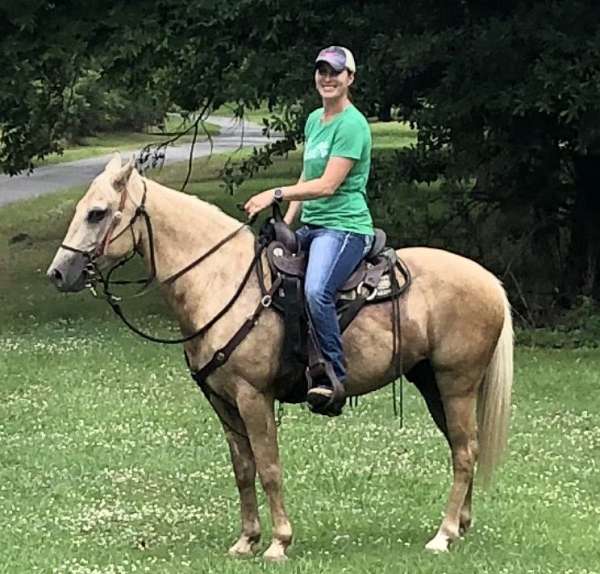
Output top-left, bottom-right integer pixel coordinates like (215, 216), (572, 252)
(425, 373), (480, 552)
(408, 361), (476, 538)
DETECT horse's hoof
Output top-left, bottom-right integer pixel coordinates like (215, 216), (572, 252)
(228, 546), (258, 558)
(263, 541), (289, 562)
(264, 552), (288, 562)
(425, 534), (450, 553)
(228, 537), (260, 558)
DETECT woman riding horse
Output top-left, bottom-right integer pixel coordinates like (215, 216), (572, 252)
(47, 51), (513, 563)
(244, 46), (374, 417)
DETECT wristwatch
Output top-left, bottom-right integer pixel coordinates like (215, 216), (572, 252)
(273, 188), (284, 203)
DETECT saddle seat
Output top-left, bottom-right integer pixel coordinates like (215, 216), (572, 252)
(267, 223), (400, 302)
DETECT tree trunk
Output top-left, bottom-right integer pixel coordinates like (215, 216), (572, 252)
(565, 154), (600, 303)
(377, 102), (392, 122)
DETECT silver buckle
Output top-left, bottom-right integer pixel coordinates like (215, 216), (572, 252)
(357, 281), (378, 301)
(85, 282), (98, 297)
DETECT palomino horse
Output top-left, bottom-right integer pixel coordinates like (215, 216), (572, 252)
(47, 154), (513, 560)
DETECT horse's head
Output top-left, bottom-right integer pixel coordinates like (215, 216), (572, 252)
(47, 152), (142, 292)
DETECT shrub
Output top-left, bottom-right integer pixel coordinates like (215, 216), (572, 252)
(63, 69), (169, 142)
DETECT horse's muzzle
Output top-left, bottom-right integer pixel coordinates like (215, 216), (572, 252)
(47, 251), (88, 292)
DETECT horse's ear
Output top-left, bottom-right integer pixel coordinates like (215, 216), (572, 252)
(112, 157), (135, 192)
(105, 152), (122, 174)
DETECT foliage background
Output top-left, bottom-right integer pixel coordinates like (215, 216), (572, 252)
(2, 0), (600, 321)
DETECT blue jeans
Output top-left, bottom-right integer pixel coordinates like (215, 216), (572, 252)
(296, 226), (373, 384)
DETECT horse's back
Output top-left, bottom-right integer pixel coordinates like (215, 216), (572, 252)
(398, 246), (502, 291)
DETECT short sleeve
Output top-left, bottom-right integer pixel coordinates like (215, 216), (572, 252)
(304, 110), (317, 139)
(304, 116), (311, 139)
(330, 117), (365, 160)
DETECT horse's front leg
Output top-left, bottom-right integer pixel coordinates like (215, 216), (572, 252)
(237, 386), (292, 561)
(205, 390), (262, 556)
(223, 425), (262, 557)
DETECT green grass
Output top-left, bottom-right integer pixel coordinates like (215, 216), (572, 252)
(1, 125), (599, 573)
(371, 121), (417, 149)
(211, 103), (275, 125)
(31, 115), (220, 168)
(2, 327), (599, 574)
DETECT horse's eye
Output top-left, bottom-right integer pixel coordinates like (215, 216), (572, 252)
(87, 209), (108, 224)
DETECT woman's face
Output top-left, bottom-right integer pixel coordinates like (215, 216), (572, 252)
(314, 63), (354, 101)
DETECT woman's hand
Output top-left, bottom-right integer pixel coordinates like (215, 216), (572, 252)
(244, 190), (274, 218)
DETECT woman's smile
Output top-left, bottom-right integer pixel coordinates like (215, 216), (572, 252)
(317, 78), (345, 98)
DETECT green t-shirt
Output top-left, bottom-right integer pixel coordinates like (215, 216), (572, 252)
(300, 104), (374, 235)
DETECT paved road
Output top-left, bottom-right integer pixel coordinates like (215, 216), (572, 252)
(0, 116), (272, 207)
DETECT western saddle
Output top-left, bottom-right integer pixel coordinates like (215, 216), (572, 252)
(258, 206), (411, 409)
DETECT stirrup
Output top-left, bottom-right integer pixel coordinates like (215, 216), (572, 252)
(306, 387), (346, 417)
(305, 361), (346, 417)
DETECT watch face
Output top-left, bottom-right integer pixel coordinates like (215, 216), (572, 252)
(274, 188), (283, 202)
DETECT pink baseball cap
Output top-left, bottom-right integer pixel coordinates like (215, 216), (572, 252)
(315, 46), (356, 73)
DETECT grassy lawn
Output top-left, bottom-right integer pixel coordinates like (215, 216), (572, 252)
(371, 122), (417, 149)
(211, 103), (275, 124)
(1, 125), (598, 573)
(31, 114), (220, 168)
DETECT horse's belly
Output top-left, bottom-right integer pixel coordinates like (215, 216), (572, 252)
(343, 295), (429, 395)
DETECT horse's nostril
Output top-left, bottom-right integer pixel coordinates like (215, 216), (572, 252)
(50, 268), (63, 284)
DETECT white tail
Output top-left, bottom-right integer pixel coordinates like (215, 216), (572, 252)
(477, 289), (513, 484)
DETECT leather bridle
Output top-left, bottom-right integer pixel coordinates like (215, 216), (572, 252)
(60, 179), (158, 293)
(59, 178), (265, 344)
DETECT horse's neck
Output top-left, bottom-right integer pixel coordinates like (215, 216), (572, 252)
(136, 179), (256, 323)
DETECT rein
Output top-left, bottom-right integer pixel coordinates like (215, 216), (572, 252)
(108, 245), (265, 345)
